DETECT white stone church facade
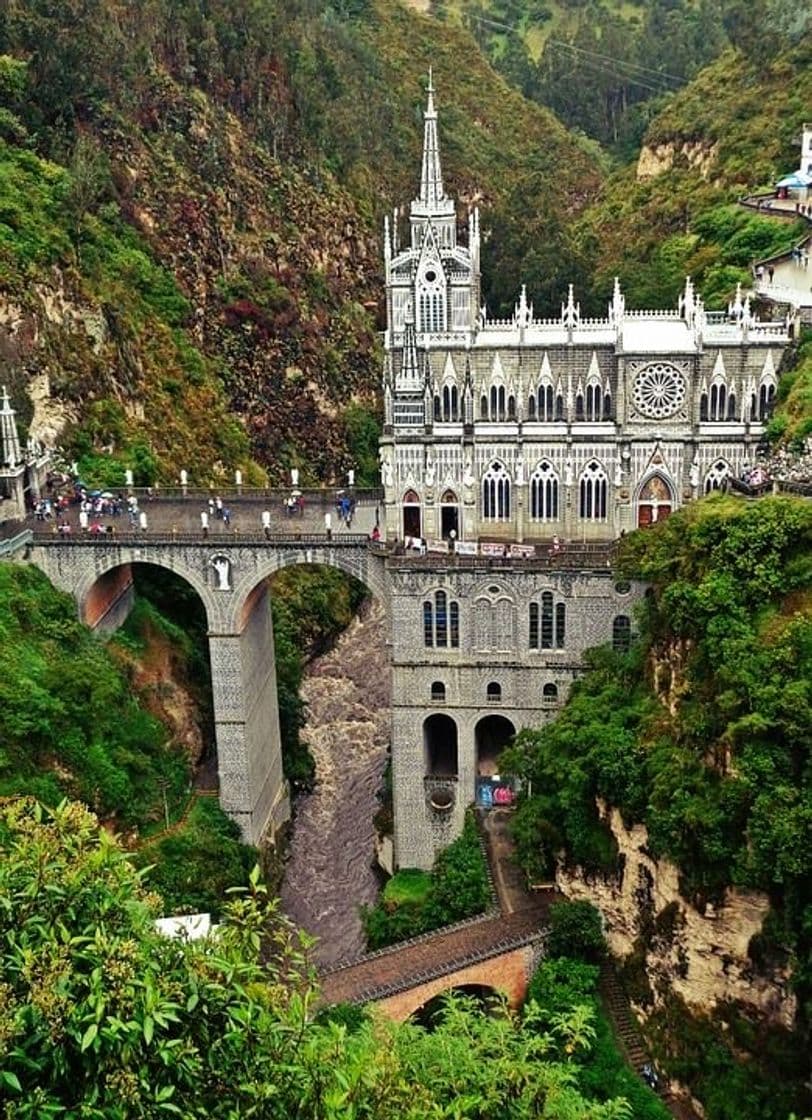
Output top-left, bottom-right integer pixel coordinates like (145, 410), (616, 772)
(379, 79), (789, 548)
(381, 81), (792, 870)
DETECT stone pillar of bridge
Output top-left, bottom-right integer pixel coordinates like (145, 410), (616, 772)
(209, 579), (289, 846)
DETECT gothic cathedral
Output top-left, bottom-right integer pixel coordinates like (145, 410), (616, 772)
(378, 77), (789, 548)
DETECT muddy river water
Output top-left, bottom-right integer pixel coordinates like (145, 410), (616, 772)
(280, 598), (390, 967)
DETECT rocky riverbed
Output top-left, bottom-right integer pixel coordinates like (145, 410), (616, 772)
(280, 597), (390, 967)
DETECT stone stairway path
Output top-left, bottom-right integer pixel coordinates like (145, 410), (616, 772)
(599, 961), (701, 1120)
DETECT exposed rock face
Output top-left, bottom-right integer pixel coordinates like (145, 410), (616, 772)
(636, 140), (719, 181)
(557, 803), (796, 1028)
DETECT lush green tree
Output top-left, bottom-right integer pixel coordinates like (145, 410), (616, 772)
(0, 797), (640, 1118)
(547, 901), (606, 962)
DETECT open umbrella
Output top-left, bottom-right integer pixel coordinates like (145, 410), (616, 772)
(101, 491), (114, 498)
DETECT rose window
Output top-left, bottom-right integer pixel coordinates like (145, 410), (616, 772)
(632, 364), (685, 418)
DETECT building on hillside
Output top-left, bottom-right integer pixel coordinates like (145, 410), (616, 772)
(378, 78), (792, 548)
(380, 79), (793, 869)
(774, 122), (812, 202)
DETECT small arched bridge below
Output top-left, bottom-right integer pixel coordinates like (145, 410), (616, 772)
(319, 896), (552, 1021)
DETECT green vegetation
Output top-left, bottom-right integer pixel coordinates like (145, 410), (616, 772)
(771, 328), (812, 449)
(0, 563), (253, 913)
(271, 566), (368, 789)
(503, 495), (812, 1118)
(576, 40), (812, 310)
(527, 958), (670, 1120)
(363, 811), (491, 948)
(133, 797), (256, 919)
(0, 797), (648, 1119)
(548, 899), (607, 962)
(0, 564), (184, 824)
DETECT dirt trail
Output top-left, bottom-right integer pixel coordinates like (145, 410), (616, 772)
(280, 598), (390, 967)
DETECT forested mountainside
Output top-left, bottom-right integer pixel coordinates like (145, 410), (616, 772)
(504, 496), (812, 1120)
(0, 0), (597, 484)
(574, 40), (812, 312)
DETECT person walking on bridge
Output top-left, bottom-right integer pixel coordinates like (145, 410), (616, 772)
(200, 510), (209, 539)
(261, 509), (271, 540)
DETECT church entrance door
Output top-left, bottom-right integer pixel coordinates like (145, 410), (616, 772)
(637, 474), (673, 528)
(402, 489), (421, 540)
(440, 490), (459, 540)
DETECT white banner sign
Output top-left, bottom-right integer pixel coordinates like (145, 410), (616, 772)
(454, 540), (478, 556)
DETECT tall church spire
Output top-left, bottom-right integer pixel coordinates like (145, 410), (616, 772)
(420, 68), (445, 208)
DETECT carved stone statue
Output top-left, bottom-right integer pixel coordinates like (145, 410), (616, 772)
(689, 457), (700, 489)
(515, 456), (525, 485)
(380, 449), (394, 489)
(424, 455), (435, 488)
(613, 461), (623, 488)
(211, 555), (231, 592)
(564, 456), (574, 486)
(290, 468), (299, 487)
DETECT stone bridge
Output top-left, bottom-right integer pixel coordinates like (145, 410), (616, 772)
(28, 528), (388, 844)
(4, 489), (626, 866)
(319, 895), (552, 1021)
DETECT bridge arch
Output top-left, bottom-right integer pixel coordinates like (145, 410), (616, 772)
(227, 546), (389, 632)
(74, 554), (217, 633)
(31, 538), (390, 847)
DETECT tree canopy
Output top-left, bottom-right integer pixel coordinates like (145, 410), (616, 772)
(0, 797), (641, 1118)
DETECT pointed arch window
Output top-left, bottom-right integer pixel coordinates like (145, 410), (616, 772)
(585, 380), (603, 421)
(419, 288), (446, 334)
(704, 460), (730, 494)
(579, 461), (608, 520)
(575, 391), (585, 422)
(700, 391), (709, 422)
(709, 381), (727, 421)
(435, 383), (459, 422)
(482, 461), (511, 520)
(529, 591), (566, 650)
(423, 590), (460, 648)
(603, 390), (613, 420)
(758, 382), (776, 420)
(527, 394), (537, 419)
(529, 461), (559, 521)
(535, 382), (556, 421)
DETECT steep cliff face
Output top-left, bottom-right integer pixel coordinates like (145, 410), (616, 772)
(0, 0), (602, 483)
(558, 804), (796, 1029)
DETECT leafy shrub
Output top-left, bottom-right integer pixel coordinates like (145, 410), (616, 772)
(547, 900), (606, 961)
(363, 812), (489, 949)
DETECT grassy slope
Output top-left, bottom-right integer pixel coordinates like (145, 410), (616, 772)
(0, 563), (253, 912)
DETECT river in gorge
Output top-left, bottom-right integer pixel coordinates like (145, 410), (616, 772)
(280, 596), (390, 968)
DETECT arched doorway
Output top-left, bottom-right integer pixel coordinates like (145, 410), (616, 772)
(402, 488), (421, 540)
(637, 474), (673, 527)
(440, 489), (459, 540)
(423, 713), (458, 776)
(475, 714), (515, 776)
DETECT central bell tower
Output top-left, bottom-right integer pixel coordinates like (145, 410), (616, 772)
(383, 71), (480, 352)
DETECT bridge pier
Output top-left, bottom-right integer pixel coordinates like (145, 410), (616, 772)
(209, 580), (289, 845)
